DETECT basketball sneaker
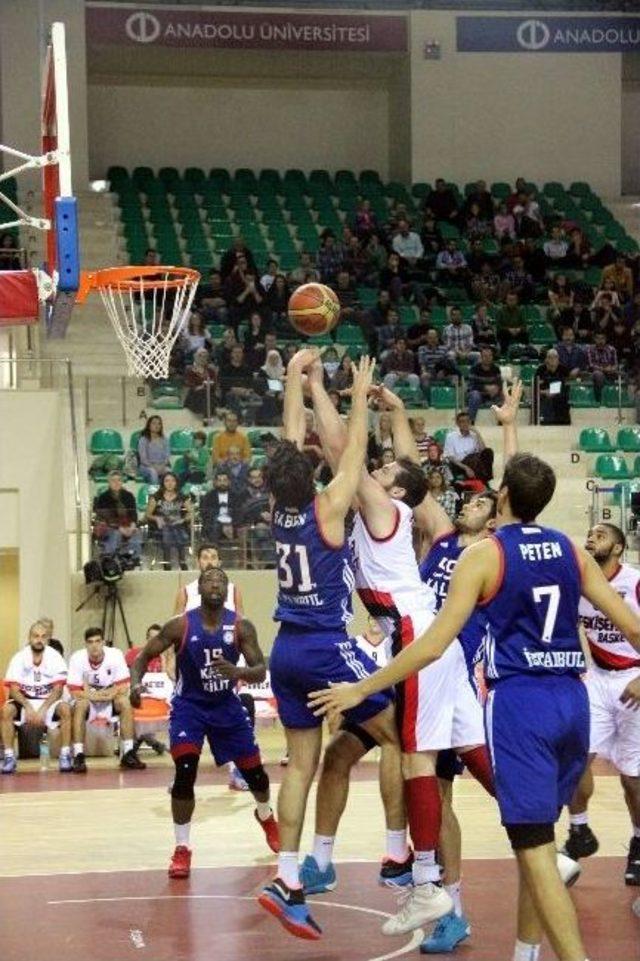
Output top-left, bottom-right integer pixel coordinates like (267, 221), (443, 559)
(228, 765), (249, 791)
(72, 752), (87, 774)
(168, 845), (191, 879)
(625, 837), (640, 886)
(254, 809), (280, 854)
(556, 851), (581, 887)
(382, 883), (453, 936)
(562, 824), (599, 860)
(300, 854), (337, 894)
(258, 878), (322, 940)
(379, 851), (414, 887)
(1, 755), (16, 774)
(120, 750), (146, 770)
(420, 911), (471, 954)
(58, 753), (73, 773)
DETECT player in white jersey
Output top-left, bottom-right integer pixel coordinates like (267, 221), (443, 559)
(354, 616), (392, 667)
(564, 522), (640, 885)
(2, 620), (72, 773)
(174, 543), (241, 616)
(68, 626), (145, 773)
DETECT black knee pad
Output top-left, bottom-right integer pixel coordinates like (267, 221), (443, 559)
(171, 752), (200, 800)
(506, 822), (555, 850)
(341, 721), (378, 755)
(237, 762), (269, 795)
(436, 749), (464, 783)
(239, 692), (256, 728)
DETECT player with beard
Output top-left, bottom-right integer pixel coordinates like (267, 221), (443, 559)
(563, 522), (640, 886)
(130, 566), (279, 878)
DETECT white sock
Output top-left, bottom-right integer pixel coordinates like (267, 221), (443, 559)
(278, 851), (300, 888)
(513, 939), (541, 961)
(386, 829), (409, 862)
(312, 834), (335, 871)
(227, 761), (234, 772)
(569, 812), (588, 828)
(4, 748), (15, 758)
(445, 881), (463, 917)
(73, 742), (84, 756)
(256, 800), (272, 821)
(413, 850), (440, 885)
(633, 826), (640, 839)
(59, 746), (71, 757)
(122, 739), (134, 754)
(174, 822), (191, 847)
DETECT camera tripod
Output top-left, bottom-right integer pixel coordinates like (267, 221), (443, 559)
(75, 580), (133, 648)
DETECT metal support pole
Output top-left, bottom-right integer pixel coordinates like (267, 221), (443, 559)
(121, 376), (127, 426)
(616, 371), (623, 425)
(66, 359), (83, 570)
(84, 376), (90, 427)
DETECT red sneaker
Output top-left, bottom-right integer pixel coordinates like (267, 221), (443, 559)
(168, 845), (191, 879)
(255, 809), (280, 854)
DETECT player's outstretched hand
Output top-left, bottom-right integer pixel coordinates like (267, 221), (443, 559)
(492, 378), (523, 426)
(369, 384), (404, 411)
(305, 354), (325, 390)
(351, 355), (376, 399)
(308, 681), (365, 718)
(620, 675), (640, 712)
(287, 346), (321, 373)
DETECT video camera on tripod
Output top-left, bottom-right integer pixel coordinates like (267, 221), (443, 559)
(79, 552), (138, 647)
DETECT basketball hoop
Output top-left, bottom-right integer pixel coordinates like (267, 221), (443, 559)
(77, 266), (200, 380)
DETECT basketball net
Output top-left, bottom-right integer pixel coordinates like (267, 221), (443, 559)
(77, 266), (200, 380)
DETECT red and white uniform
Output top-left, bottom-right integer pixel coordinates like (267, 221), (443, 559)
(354, 632), (392, 668)
(183, 578), (240, 613)
(4, 646), (67, 729)
(351, 499), (462, 752)
(579, 561), (640, 776)
(67, 647), (130, 723)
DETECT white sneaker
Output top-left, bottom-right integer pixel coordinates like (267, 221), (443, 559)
(381, 883), (453, 936)
(557, 851), (581, 888)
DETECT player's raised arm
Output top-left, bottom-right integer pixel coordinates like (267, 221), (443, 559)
(130, 616), (184, 707)
(174, 584), (187, 615)
(491, 377), (523, 465)
(308, 538), (498, 717)
(308, 355), (348, 474)
(283, 347), (320, 450)
(579, 547), (640, 651)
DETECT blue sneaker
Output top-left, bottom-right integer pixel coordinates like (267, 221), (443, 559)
(300, 855), (337, 894)
(258, 878), (322, 940)
(58, 753), (73, 773)
(1, 755), (16, 774)
(420, 911), (470, 954)
(379, 851), (414, 887)
(228, 765), (249, 791)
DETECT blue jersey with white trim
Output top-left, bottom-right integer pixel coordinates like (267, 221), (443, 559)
(483, 524), (585, 683)
(273, 497), (354, 630)
(419, 531), (487, 671)
(174, 606), (239, 707)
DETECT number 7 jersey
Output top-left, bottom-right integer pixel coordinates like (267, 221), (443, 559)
(272, 498), (355, 630)
(483, 523), (586, 683)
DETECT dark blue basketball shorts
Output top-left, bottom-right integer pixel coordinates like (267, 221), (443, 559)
(169, 693), (259, 766)
(485, 674), (589, 825)
(270, 625), (393, 729)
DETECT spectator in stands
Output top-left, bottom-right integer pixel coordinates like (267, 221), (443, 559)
(471, 261), (501, 305)
(316, 232), (343, 284)
(586, 331), (618, 401)
(180, 310), (212, 358)
(592, 276), (621, 310)
(410, 416), (436, 463)
(424, 442), (454, 487)
(592, 291), (621, 339)
(406, 307), (434, 351)
(377, 307), (402, 355)
(218, 345), (259, 418)
(93, 470), (142, 561)
(379, 251), (410, 303)
(602, 253), (634, 302)
(353, 199), (378, 241)
(513, 192), (544, 238)
(361, 233), (388, 287)
(534, 349), (571, 425)
(144, 248), (160, 268)
(565, 228), (592, 269)
(289, 250), (320, 287)
(548, 274), (574, 326)
(177, 430), (210, 485)
(543, 225), (569, 264)
(220, 235), (257, 280)
(443, 410), (494, 484)
(381, 336), (419, 393)
(197, 269), (228, 324)
(146, 472), (192, 570)
(522, 235), (547, 283)
(392, 218), (424, 273)
(506, 178), (529, 212)
(264, 273), (290, 327)
(436, 240), (467, 280)
(555, 327), (587, 380)
(200, 471), (242, 544)
(224, 258), (265, 327)
(495, 291), (528, 356)
(218, 445), (249, 495)
(243, 311), (270, 365)
(239, 466), (273, 567)
(500, 254), (534, 303)
(250, 330), (282, 372)
(260, 259), (279, 293)
(558, 300), (592, 342)
(138, 416), (171, 485)
(464, 201), (492, 239)
(254, 349), (285, 426)
(425, 178), (459, 223)
(467, 346), (503, 423)
(609, 315), (634, 366)
(442, 306), (478, 366)
(0, 233), (21, 270)
(493, 203), (516, 242)
(214, 327), (238, 369)
(471, 303), (498, 352)
(367, 411), (395, 467)
(184, 348), (217, 418)
(342, 234), (367, 282)
(426, 468), (459, 522)
(212, 411), (251, 465)
(364, 289), (393, 351)
(302, 410), (324, 470)
(333, 270), (360, 325)
(328, 352), (353, 395)
(418, 327), (459, 395)
(465, 180), (495, 222)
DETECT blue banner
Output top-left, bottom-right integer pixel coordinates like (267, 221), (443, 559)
(457, 16), (640, 53)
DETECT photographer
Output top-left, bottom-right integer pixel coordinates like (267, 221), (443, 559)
(93, 470), (142, 563)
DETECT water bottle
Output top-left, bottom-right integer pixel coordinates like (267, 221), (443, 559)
(39, 733), (50, 771)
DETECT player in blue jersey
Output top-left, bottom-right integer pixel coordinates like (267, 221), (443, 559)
(257, 349), (400, 941)
(130, 566), (279, 879)
(310, 452), (640, 961)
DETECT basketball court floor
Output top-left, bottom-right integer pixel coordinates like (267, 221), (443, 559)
(1, 730), (637, 961)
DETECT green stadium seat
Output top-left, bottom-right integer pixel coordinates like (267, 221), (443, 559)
(336, 326), (367, 348)
(617, 427), (640, 452)
(569, 384), (599, 408)
(518, 363), (538, 385)
(90, 429), (124, 454)
(578, 428), (614, 453)
(569, 182), (592, 197)
(152, 394), (183, 410)
(635, 456), (640, 478)
(490, 182), (511, 200)
(529, 323), (556, 346)
(433, 428), (450, 447)
(602, 383), (636, 408)
(247, 428), (265, 448)
(395, 386), (423, 409)
(136, 484), (155, 512)
(594, 454), (632, 481)
(399, 305), (417, 326)
(430, 386), (457, 409)
(129, 430), (142, 451)
(169, 429), (194, 454)
(412, 182), (431, 200)
(355, 287), (378, 308)
(251, 453), (267, 468)
(611, 480), (640, 506)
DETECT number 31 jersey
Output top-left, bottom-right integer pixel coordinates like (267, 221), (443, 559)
(272, 497), (354, 631)
(483, 523), (585, 683)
